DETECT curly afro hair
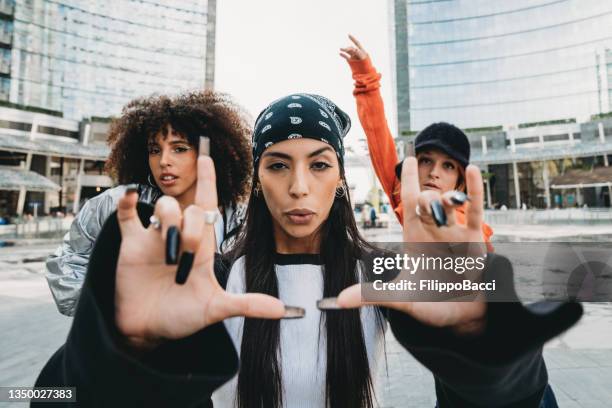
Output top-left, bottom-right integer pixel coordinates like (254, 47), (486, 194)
(105, 90), (253, 208)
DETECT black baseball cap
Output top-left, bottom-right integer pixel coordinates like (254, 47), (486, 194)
(395, 122), (470, 180)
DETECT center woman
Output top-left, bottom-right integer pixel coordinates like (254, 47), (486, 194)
(215, 93), (385, 407)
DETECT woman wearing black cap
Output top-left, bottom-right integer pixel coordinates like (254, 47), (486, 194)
(341, 35), (494, 247)
(34, 93), (579, 408)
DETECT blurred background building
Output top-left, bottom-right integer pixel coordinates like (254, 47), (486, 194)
(391, 0), (612, 209)
(0, 0), (216, 217)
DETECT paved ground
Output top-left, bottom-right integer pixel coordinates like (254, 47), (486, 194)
(362, 219), (612, 243)
(0, 237), (611, 407)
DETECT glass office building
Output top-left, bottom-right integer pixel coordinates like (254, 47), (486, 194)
(0, 0), (216, 217)
(394, 0), (612, 131)
(389, 1), (612, 209)
(7, 0), (215, 120)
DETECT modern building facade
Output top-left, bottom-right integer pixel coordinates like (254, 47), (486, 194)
(467, 117), (612, 209)
(597, 48), (612, 115)
(0, 104), (110, 217)
(0, 0), (217, 217)
(7, 0), (215, 120)
(392, 0), (612, 132)
(390, 0), (612, 208)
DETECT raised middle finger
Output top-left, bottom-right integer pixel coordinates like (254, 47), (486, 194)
(193, 154), (220, 261)
(400, 157), (421, 223)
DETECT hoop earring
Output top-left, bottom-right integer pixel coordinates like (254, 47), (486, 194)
(335, 184), (347, 198)
(147, 174), (157, 188)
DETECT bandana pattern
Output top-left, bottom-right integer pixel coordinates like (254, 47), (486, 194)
(252, 93), (351, 164)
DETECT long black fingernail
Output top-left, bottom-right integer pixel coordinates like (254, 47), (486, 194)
(317, 297), (342, 310)
(199, 136), (210, 156)
(450, 191), (469, 205)
(406, 141), (415, 157)
(175, 252), (194, 285)
(166, 226), (180, 265)
(395, 161), (403, 181)
(283, 306), (305, 319)
(430, 200), (447, 227)
(125, 184), (139, 194)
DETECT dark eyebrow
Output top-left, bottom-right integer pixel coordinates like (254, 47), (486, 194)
(147, 140), (189, 146)
(308, 147), (334, 158)
(262, 146), (334, 160)
(262, 151), (292, 160)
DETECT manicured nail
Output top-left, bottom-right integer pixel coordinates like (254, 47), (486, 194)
(125, 184), (139, 194)
(395, 161), (403, 181)
(283, 306), (305, 319)
(430, 200), (447, 227)
(175, 251), (194, 285)
(199, 136), (210, 156)
(449, 191), (469, 205)
(406, 141), (415, 157)
(317, 297), (342, 310)
(166, 226), (180, 265)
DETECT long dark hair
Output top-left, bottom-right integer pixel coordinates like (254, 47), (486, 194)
(228, 165), (383, 408)
(105, 90), (253, 209)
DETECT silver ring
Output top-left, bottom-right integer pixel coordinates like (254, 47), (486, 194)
(415, 206), (422, 217)
(149, 215), (161, 230)
(203, 209), (220, 225)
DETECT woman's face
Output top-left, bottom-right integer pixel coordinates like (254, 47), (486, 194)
(417, 149), (463, 193)
(148, 124), (198, 205)
(258, 138), (341, 252)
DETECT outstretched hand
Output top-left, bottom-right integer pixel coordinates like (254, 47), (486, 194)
(337, 157), (487, 334)
(114, 156), (287, 348)
(339, 34), (368, 61)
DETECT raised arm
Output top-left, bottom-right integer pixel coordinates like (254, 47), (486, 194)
(35, 203), (240, 407)
(35, 157), (291, 406)
(386, 253), (582, 407)
(336, 158), (582, 406)
(341, 35), (402, 213)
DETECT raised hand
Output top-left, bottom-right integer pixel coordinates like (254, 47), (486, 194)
(401, 157), (485, 245)
(114, 156), (288, 348)
(336, 157), (487, 334)
(339, 34), (368, 61)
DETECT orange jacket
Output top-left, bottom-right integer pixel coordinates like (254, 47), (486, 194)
(349, 57), (494, 246)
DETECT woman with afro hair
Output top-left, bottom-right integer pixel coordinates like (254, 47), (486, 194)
(45, 90), (253, 316)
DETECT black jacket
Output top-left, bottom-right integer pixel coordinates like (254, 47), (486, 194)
(34, 203), (583, 407)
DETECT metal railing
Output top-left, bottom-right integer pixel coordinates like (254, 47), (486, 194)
(484, 208), (612, 225)
(0, 216), (72, 239)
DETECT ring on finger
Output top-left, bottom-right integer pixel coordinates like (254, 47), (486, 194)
(415, 206), (422, 217)
(203, 209), (220, 225)
(149, 215), (161, 230)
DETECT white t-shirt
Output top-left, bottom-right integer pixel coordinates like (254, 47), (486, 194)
(212, 254), (387, 408)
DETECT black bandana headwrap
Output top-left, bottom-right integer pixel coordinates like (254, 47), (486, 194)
(252, 93), (351, 164)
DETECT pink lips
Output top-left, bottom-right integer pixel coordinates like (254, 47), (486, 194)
(285, 209), (315, 225)
(422, 182), (440, 190)
(159, 173), (179, 187)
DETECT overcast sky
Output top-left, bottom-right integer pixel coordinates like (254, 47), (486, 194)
(215, 0), (397, 157)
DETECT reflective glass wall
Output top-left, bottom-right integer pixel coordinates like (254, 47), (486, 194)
(10, 0), (211, 119)
(403, 0), (612, 130)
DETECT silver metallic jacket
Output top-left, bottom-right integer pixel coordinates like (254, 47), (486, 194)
(45, 184), (242, 316)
